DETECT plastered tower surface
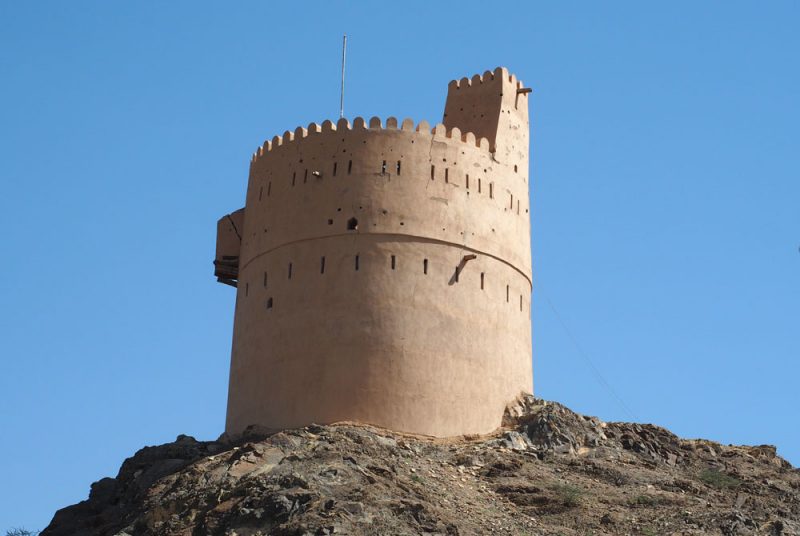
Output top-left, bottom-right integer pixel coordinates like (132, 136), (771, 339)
(215, 67), (533, 437)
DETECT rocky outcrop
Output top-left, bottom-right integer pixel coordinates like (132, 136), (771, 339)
(42, 397), (799, 535)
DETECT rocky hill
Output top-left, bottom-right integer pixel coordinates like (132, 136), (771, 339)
(42, 397), (798, 535)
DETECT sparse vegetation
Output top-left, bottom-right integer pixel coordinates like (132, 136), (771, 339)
(6, 529), (40, 536)
(551, 483), (584, 507)
(699, 468), (742, 489)
(629, 494), (662, 507)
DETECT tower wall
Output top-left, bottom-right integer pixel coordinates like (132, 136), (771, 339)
(220, 68), (532, 437)
(443, 67), (530, 173)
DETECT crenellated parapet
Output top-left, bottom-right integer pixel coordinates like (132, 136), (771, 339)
(250, 117), (492, 164)
(447, 66), (524, 91)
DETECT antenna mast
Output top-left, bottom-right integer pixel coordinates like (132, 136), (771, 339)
(340, 34), (347, 119)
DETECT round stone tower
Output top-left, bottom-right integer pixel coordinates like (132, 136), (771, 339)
(214, 67), (533, 437)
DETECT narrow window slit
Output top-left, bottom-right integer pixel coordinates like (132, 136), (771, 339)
(263, 272), (268, 288)
(478, 178), (482, 193)
(490, 182), (494, 199)
(267, 181), (272, 196)
(320, 256), (326, 274)
(391, 255), (396, 270)
(355, 255), (360, 271)
(396, 160), (401, 175)
(381, 160), (386, 174)
(510, 193), (514, 209)
(480, 272), (484, 290)
(292, 172), (296, 187)
(445, 168), (449, 183)
(347, 160), (352, 174)
(423, 258), (428, 274)
(466, 174), (470, 189)
(288, 263), (293, 279)
(258, 186), (263, 201)
(245, 282), (249, 296)
(520, 295), (523, 311)
(333, 162), (337, 176)
(430, 165), (435, 180)
(304, 169), (308, 183)
(266, 297), (273, 309)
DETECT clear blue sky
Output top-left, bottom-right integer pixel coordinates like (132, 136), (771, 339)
(1, 1), (798, 530)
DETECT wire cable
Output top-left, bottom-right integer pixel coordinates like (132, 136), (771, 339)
(537, 283), (638, 421)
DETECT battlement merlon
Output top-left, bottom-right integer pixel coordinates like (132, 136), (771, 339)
(442, 66), (531, 171)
